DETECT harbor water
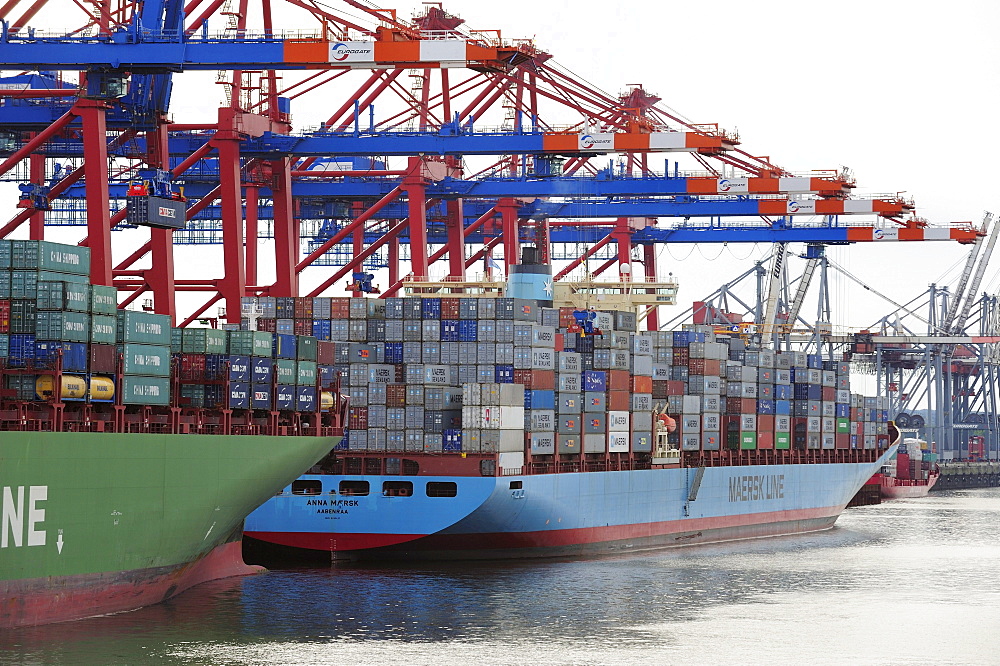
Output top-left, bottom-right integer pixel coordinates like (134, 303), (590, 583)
(3, 488), (999, 665)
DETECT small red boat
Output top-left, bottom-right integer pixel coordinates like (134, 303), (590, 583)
(880, 438), (940, 499)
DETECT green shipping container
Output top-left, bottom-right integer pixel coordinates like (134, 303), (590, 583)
(37, 281), (91, 312)
(275, 359), (296, 383)
(90, 285), (118, 315)
(36, 311), (90, 343)
(740, 431), (757, 450)
(121, 376), (171, 405)
(836, 418), (850, 433)
(296, 335), (318, 361)
(10, 271), (38, 299)
(117, 311), (171, 345)
(0, 239), (10, 269)
(181, 328), (228, 354)
(297, 360), (317, 386)
(170, 328), (183, 353)
(775, 432), (791, 450)
(228, 330), (274, 357)
(179, 384), (206, 408)
(253, 331), (273, 357)
(119, 343), (171, 377)
(90, 315), (117, 344)
(11, 240), (91, 275)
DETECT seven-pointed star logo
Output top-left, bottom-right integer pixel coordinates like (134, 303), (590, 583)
(543, 280), (553, 296)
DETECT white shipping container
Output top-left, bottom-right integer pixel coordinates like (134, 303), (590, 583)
(532, 325), (556, 347)
(682, 395), (701, 412)
(652, 363), (671, 380)
(498, 450), (525, 470)
(608, 432), (629, 453)
(630, 354), (654, 376)
(607, 410), (630, 432)
(631, 335), (653, 356)
(367, 364), (395, 383)
(740, 414), (756, 431)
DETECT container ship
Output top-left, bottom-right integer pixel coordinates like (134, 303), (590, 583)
(0, 240), (346, 628)
(244, 261), (898, 561)
(880, 437), (940, 499)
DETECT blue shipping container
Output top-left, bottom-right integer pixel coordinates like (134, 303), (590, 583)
(443, 429), (462, 452)
(275, 384), (296, 410)
(494, 364), (514, 383)
(583, 370), (607, 392)
(526, 389), (556, 410)
(440, 320), (460, 342)
(319, 364), (336, 388)
(384, 342), (403, 364)
(774, 384), (792, 400)
(34, 340), (88, 372)
(458, 320), (478, 342)
(775, 399), (792, 415)
(312, 320), (332, 340)
(297, 386), (317, 412)
(229, 382), (251, 409)
(8, 334), (36, 367)
(836, 404), (850, 418)
(421, 298), (441, 319)
(252, 357), (273, 383)
(757, 399), (775, 415)
(273, 333), (297, 359)
(252, 384), (272, 409)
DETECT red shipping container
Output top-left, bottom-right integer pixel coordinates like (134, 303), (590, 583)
(756, 431), (774, 449)
(258, 318), (276, 333)
(632, 375), (653, 393)
(704, 359), (721, 375)
(607, 390), (630, 410)
(0, 300), (9, 333)
(652, 380), (669, 399)
(316, 340), (336, 365)
(294, 297), (314, 319)
(607, 370), (630, 391)
(513, 369), (535, 388)
(180, 354), (206, 381)
(822, 386), (836, 401)
(666, 380), (686, 396)
(386, 383), (407, 407)
(722, 415), (741, 432)
(757, 414), (775, 431)
(688, 358), (706, 375)
(525, 369), (554, 390)
(850, 407), (860, 421)
(393, 364), (405, 382)
(558, 307), (576, 328)
(835, 433), (850, 449)
(348, 406), (368, 430)
(440, 298), (461, 319)
(896, 453), (911, 479)
(89, 343), (117, 373)
(330, 298), (351, 319)
(672, 349), (689, 364)
(727, 397), (756, 414)
(554, 333), (565, 352)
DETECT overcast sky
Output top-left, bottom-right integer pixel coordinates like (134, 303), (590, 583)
(3, 0), (999, 331)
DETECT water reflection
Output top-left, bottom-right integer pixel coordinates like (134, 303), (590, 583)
(2, 489), (999, 666)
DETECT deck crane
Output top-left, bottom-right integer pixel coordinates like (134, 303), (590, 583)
(950, 213), (999, 335)
(941, 212), (993, 332)
(782, 244), (825, 337)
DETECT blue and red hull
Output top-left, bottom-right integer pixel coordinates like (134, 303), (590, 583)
(245, 446), (896, 560)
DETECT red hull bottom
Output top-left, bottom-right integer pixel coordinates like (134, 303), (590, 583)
(1, 539), (262, 629)
(252, 507), (844, 562)
(881, 474), (940, 499)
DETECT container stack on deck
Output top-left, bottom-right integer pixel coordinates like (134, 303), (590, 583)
(0, 241), (343, 436)
(266, 294), (890, 467)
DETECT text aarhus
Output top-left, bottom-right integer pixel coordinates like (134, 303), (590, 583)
(728, 474), (784, 502)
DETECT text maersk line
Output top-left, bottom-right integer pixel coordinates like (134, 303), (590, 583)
(729, 474), (785, 502)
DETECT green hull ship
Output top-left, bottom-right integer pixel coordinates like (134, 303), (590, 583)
(0, 431), (339, 628)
